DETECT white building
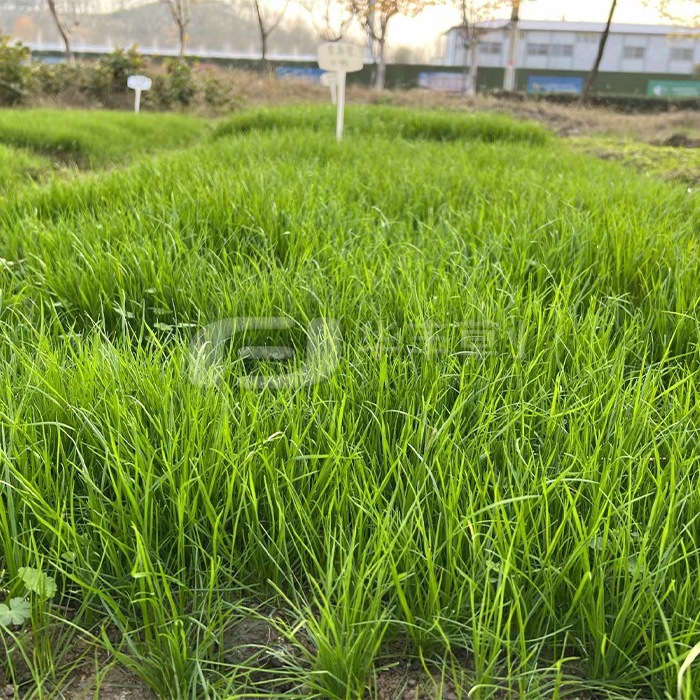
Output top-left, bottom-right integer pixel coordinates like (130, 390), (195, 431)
(441, 20), (700, 76)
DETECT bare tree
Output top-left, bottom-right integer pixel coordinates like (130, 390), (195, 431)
(349, 0), (432, 90)
(252, 0), (289, 69)
(46, 0), (88, 63)
(455, 0), (508, 96)
(581, 0), (617, 102)
(161, 0), (193, 59)
(503, 0), (522, 90)
(303, 0), (354, 41)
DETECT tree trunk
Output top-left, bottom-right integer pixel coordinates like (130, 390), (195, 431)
(254, 0), (268, 72)
(47, 0), (74, 64)
(582, 0), (617, 103)
(461, 40), (468, 94)
(260, 31), (268, 71)
(178, 21), (186, 59)
(368, 0), (376, 85)
(59, 26), (73, 65)
(369, 36), (377, 87)
(466, 42), (477, 96)
(503, 0), (520, 91)
(374, 37), (386, 90)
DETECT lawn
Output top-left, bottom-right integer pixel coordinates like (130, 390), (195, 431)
(0, 106), (699, 700)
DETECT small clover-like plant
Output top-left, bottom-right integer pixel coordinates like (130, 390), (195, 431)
(0, 567), (57, 630)
(0, 598), (30, 627)
(18, 567), (56, 601)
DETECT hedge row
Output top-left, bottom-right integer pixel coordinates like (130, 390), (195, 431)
(0, 37), (242, 110)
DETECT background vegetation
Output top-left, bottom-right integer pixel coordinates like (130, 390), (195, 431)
(0, 38), (243, 111)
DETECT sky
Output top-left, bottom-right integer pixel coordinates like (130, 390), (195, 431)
(387, 0), (679, 55)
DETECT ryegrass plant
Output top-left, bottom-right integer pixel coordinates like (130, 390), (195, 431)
(0, 106), (699, 699)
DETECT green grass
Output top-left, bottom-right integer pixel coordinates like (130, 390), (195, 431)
(1, 106), (700, 700)
(0, 108), (209, 167)
(0, 144), (54, 192)
(214, 105), (550, 145)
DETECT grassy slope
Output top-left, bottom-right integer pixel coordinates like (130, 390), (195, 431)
(0, 143), (54, 192)
(0, 108), (209, 167)
(1, 107), (700, 699)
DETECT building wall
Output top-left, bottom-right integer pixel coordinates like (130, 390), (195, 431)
(444, 26), (700, 77)
(463, 65), (693, 95)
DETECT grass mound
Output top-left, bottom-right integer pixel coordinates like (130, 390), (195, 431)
(0, 108), (209, 166)
(213, 105), (550, 145)
(0, 143), (53, 191)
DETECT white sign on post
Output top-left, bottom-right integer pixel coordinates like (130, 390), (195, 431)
(127, 75), (152, 114)
(317, 43), (363, 141)
(320, 71), (338, 105)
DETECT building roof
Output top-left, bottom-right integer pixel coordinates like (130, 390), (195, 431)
(446, 19), (700, 36)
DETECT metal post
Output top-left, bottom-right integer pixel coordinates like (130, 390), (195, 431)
(336, 72), (346, 140)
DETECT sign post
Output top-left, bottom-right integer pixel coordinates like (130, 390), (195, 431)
(320, 71), (338, 105)
(127, 75), (152, 114)
(317, 43), (363, 141)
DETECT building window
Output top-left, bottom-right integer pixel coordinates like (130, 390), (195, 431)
(526, 43), (573, 58)
(479, 42), (502, 55)
(551, 44), (574, 58)
(623, 46), (646, 60)
(527, 43), (549, 56)
(670, 47), (694, 61)
(577, 32), (599, 44)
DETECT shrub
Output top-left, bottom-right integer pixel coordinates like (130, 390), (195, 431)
(32, 62), (79, 96)
(150, 60), (197, 108)
(100, 45), (144, 87)
(82, 45), (145, 103)
(0, 34), (31, 106)
(168, 60), (197, 106)
(202, 72), (236, 110)
(80, 64), (113, 102)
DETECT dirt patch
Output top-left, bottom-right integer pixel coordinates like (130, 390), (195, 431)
(374, 663), (463, 700)
(662, 133), (700, 148)
(2, 656), (154, 700)
(59, 664), (156, 700)
(0, 620), (154, 700)
(484, 99), (700, 142)
(221, 616), (294, 668)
